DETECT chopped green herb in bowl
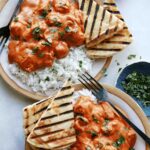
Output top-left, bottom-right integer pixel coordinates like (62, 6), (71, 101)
(116, 62), (150, 116)
(121, 71), (150, 107)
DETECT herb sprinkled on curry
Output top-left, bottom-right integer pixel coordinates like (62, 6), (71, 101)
(71, 96), (136, 150)
(8, 0), (85, 72)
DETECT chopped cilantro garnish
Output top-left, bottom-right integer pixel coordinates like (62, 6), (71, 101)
(39, 9), (48, 18)
(92, 115), (99, 123)
(78, 116), (88, 123)
(104, 74), (108, 77)
(102, 118), (110, 135)
(32, 47), (39, 54)
(54, 21), (62, 27)
(42, 41), (51, 46)
(14, 17), (18, 22)
(104, 118), (110, 125)
(122, 71), (150, 106)
(65, 26), (71, 32)
(59, 31), (65, 37)
(113, 136), (125, 148)
(27, 24), (31, 28)
(86, 130), (98, 138)
(38, 53), (45, 58)
(79, 60), (83, 68)
(117, 62), (120, 66)
(50, 28), (57, 33)
(32, 27), (41, 34)
(50, 68), (58, 74)
(45, 77), (50, 81)
(32, 27), (41, 40)
(118, 68), (122, 72)
(128, 54), (136, 60)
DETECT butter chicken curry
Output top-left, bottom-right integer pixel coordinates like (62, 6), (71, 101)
(71, 96), (136, 150)
(8, 0), (85, 72)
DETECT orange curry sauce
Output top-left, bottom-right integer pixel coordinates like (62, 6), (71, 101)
(71, 96), (136, 150)
(8, 0), (85, 72)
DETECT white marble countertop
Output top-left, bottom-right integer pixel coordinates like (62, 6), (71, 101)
(0, 0), (150, 150)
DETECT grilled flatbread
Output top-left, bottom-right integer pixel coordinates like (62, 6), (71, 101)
(27, 86), (76, 149)
(79, 0), (125, 48)
(86, 0), (133, 58)
(29, 142), (71, 150)
(103, 0), (124, 21)
(23, 85), (73, 137)
(23, 97), (52, 137)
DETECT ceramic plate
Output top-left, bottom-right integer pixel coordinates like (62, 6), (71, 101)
(25, 84), (150, 150)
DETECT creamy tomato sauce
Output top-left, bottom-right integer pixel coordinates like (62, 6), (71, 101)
(71, 96), (136, 150)
(8, 0), (85, 72)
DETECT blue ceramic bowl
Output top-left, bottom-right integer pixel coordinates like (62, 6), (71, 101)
(116, 61), (150, 116)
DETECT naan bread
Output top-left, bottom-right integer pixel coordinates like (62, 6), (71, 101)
(23, 86), (73, 137)
(27, 86), (76, 149)
(86, 0), (133, 58)
(78, 0), (125, 47)
(23, 97), (52, 137)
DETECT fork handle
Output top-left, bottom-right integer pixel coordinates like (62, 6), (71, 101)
(110, 103), (150, 145)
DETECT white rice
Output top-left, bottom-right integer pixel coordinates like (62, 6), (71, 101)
(9, 46), (92, 94)
(72, 89), (97, 104)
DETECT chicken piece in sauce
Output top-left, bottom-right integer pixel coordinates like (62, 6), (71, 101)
(8, 0), (85, 72)
(71, 96), (136, 150)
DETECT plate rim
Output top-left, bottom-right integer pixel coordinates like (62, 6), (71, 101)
(25, 84), (150, 150)
(0, 57), (112, 100)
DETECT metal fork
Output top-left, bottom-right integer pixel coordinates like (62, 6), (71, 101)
(0, 0), (23, 55)
(79, 71), (150, 145)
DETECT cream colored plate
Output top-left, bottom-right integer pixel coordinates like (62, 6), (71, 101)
(25, 84), (150, 150)
(0, 0), (8, 11)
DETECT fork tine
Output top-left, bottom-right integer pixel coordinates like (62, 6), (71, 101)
(2, 37), (8, 45)
(79, 73), (108, 100)
(0, 37), (5, 51)
(0, 37), (6, 46)
(85, 71), (103, 89)
(83, 73), (100, 90)
(79, 77), (101, 100)
(78, 78), (90, 91)
(78, 75), (98, 96)
(0, 36), (4, 45)
(79, 74), (150, 144)
(0, 36), (8, 54)
(78, 75), (91, 90)
(79, 78), (98, 97)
